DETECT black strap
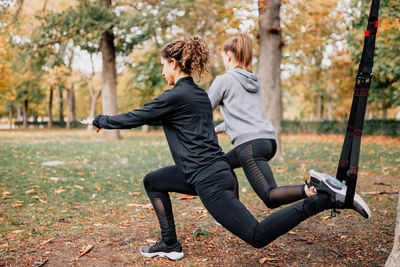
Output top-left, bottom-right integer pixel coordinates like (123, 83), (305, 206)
(336, 0), (380, 208)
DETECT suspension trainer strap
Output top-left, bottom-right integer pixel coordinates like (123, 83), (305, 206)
(336, 0), (380, 208)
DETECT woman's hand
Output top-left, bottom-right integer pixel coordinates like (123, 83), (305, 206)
(80, 118), (101, 133)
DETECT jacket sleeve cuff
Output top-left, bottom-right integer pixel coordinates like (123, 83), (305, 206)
(92, 116), (101, 128)
(215, 122), (226, 133)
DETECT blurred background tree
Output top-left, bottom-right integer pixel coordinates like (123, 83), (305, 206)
(0, 0), (398, 133)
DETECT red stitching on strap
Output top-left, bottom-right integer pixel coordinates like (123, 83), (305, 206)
(353, 129), (362, 137)
(355, 88), (369, 96)
(347, 126), (354, 133)
(349, 166), (358, 175)
(339, 160), (346, 168)
(370, 21), (378, 28)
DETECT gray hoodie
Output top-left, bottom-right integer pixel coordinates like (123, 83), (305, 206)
(208, 68), (275, 146)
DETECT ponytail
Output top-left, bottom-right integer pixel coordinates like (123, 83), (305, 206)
(223, 33), (253, 72)
(161, 36), (209, 78)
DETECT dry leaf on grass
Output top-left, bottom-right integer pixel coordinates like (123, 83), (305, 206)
(25, 189), (36, 194)
(55, 187), (66, 194)
(39, 238), (54, 246)
(129, 192), (142, 196)
(10, 230), (24, 234)
(78, 244), (94, 258)
(33, 258), (48, 267)
(259, 257), (277, 264)
(176, 195), (197, 200)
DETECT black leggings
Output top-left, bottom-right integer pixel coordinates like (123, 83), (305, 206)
(143, 163), (332, 248)
(226, 138), (306, 208)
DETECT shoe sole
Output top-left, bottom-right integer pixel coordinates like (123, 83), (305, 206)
(140, 248), (184, 261)
(309, 169), (371, 219)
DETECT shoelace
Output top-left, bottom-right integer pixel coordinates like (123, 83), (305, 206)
(331, 208), (341, 217)
(150, 240), (164, 252)
(306, 179), (342, 218)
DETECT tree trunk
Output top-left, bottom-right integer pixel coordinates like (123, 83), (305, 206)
(23, 99), (28, 128)
(71, 88), (77, 121)
(141, 125), (149, 133)
(320, 94), (324, 120)
(58, 87), (64, 123)
(9, 102), (13, 130)
(66, 88), (71, 130)
(48, 86), (53, 129)
(385, 193), (400, 267)
(258, 0), (283, 160)
(313, 95), (318, 120)
(88, 89), (101, 131)
(99, 0), (121, 140)
(327, 96), (333, 120)
(87, 52), (101, 131)
(383, 106), (387, 120)
(382, 87), (387, 119)
(16, 103), (22, 121)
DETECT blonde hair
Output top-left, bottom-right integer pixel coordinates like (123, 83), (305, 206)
(223, 33), (253, 72)
(161, 36), (209, 78)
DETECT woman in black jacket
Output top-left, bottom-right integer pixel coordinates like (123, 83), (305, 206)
(81, 36), (366, 261)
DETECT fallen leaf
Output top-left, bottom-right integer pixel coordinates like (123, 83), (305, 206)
(25, 189), (36, 194)
(55, 187), (66, 194)
(78, 244), (94, 258)
(259, 257), (277, 264)
(41, 161), (64, 166)
(129, 192), (142, 196)
(13, 203), (24, 208)
(33, 259), (48, 267)
(39, 238), (54, 246)
(142, 203), (153, 209)
(10, 230), (24, 234)
(176, 195), (197, 200)
(289, 235), (307, 241)
(126, 203), (141, 207)
(74, 185), (84, 190)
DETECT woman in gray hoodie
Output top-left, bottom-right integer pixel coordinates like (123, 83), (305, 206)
(208, 33), (316, 208)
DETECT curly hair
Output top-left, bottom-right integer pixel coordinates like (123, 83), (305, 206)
(161, 36), (209, 78)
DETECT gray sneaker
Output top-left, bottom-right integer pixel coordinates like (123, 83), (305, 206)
(309, 169), (371, 219)
(140, 239), (184, 261)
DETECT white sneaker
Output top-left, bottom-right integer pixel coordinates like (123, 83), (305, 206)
(140, 239), (184, 261)
(309, 169), (371, 219)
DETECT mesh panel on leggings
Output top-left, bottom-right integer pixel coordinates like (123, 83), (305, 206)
(269, 185), (306, 207)
(240, 144), (271, 192)
(240, 143), (306, 208)
(153, 198), (169, 227)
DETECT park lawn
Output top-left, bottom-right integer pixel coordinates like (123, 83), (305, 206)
(0, 129), (399, 266)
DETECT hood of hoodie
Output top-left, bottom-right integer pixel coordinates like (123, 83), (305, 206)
(228, 68), (259, 93)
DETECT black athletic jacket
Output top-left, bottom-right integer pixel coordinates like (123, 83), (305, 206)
(93, 77), (227, 184)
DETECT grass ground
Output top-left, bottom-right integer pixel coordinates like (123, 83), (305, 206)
(0, 129), (399, 266)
